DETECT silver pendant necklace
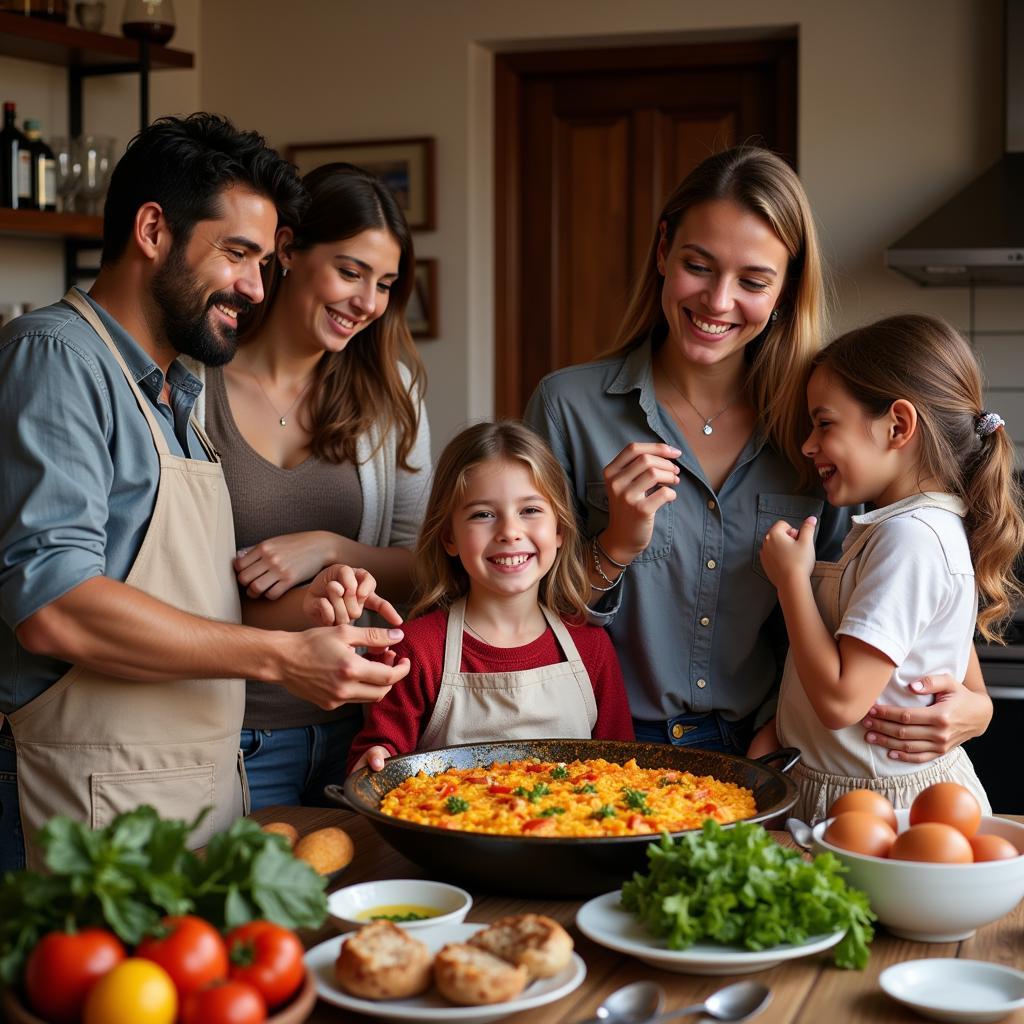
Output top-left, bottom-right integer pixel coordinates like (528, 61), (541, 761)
(244, 368), (314, 427)
(661, 366), (737, 436)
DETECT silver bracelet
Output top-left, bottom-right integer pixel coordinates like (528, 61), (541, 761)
(594, 534), (629, 570)
(591, 535), (624, 591)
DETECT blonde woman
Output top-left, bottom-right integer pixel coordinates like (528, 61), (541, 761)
(525, 146), (992, 760)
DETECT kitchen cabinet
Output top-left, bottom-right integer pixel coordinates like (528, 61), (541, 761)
(0, 11), (193, 286)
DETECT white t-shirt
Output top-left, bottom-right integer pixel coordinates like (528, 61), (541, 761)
(777, 493), (976, 778)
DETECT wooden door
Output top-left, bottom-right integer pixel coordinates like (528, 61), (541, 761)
(495, 40), (797, 417)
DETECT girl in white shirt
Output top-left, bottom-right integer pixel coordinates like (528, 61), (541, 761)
(759, 314), (1023, 822)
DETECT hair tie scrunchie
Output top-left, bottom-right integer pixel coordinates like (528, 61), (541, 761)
(975, 411), (1005, 438)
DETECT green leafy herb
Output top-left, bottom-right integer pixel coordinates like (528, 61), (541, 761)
(574, 783), (598, 794)
(621, 787), (652, 814)
(591, 805), (617, 820)
(658, 776), (682, 788)
(550, 765), (570, 780)
(538, 806), (566, 817)
(445, 796), (470, 814)
(0, 806), (327, 986)
(513, 784), (550, 804)
(371, 911), (430, 922)
(620, 820), (875, 970)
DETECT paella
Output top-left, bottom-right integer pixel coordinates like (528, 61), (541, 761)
(378, 757), (757, 837)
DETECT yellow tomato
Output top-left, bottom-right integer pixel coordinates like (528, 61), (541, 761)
(83, 958), (177, 1024)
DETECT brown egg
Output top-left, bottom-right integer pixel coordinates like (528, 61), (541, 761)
(909, 782), (982, 837)
(828, 790), (898, 831)
(968, 834), (1020, 862)
(890, 822), (973, 863)
(824, 810), (897, 858)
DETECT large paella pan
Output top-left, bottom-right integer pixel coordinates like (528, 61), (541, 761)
(333, 739), (799, 896)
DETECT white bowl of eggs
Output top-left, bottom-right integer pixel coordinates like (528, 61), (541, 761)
(809, 783), (1024, 942)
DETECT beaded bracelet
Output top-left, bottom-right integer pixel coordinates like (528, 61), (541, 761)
(590, 535), (625, 591)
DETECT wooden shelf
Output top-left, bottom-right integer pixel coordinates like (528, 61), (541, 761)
(0, 208), (101, 239)
(0, 11), (192, 70)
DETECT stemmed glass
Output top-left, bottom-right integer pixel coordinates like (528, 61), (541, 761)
(77, 135), (115, 216)
(51, 136), (82, 213)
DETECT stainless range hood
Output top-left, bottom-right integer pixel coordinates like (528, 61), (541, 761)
(885, 0), (1024, 286)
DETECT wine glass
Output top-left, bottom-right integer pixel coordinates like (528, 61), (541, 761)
(121, 0), (175, 44)
(77, 135), (115, 216)
(51, 136), (82, 213)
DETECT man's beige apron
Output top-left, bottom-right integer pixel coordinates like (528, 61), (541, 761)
(419, 598), (597, 748)
(8, 290), (247, 869)
(777, 494), (990, 823)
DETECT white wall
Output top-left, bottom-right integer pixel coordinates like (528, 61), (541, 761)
(197, 0), (1022, 457)
(0, 0), (200, 308)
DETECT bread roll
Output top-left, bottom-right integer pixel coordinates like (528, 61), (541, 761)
(468, 913), (573, 979)
(261, 821), (299, 848)
(294, 826), (354, 875)
(433, 942), (528, 1005)
(335, 921), (432, 1000)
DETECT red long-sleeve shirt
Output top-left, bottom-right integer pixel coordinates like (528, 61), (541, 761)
(347, 608), (634, 771)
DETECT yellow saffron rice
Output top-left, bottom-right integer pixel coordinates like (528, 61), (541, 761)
(379, 758), (757, 837)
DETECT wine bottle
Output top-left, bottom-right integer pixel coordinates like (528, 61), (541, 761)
(0, 102), (29, 209)
(24, 120), (57, 212)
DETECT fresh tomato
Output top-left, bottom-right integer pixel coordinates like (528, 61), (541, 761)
(225, 921), (305, 1009)
(181, 979), (267, 1024)
(82, 958), (177, 1024)
(136, 914), (228, 1000)
(24, 927), (126, 1024)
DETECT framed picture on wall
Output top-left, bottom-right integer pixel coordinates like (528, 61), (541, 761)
(407, 259), (438, 339)
(285, 136), (436, 230)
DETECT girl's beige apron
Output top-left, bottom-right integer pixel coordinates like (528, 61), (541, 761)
(8, 290), (247, 868)
(777, 494), (989, 823)
(419, 598), (597, 748)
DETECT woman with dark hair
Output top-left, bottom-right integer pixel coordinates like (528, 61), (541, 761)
(188, 162), (430, 807)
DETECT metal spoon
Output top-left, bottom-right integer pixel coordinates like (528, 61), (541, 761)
(644, 980), (772, 1024)
(786, 816), (814, 851)
(576, 979), (666, 1023)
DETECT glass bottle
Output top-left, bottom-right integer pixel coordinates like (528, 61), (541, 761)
(121, 0), (174, 44)
(24, 120), (57, 212)
(0, 102), (30, 209)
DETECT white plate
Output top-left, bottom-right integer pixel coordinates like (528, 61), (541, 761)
(879, 959), (1024, 1024)
(305, 922), (586, 1023)
(575, 891), (844, 975)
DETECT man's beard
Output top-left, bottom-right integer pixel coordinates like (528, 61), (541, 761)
(151, 243), (254, 367)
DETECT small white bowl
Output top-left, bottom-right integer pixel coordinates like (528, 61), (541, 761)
(327, 878), (472, 931)
(811, 811), (1024, 942)
(880, 958), (1024, 1023)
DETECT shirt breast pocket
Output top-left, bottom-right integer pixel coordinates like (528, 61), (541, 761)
(585, 480), (674, 562)
(752, 493), (824, 582)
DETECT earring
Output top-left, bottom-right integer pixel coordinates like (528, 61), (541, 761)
(770, 309), (779, 322)
(280, 266), (289, 278)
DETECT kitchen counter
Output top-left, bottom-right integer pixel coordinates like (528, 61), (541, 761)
(255, 805), (1024, 1024)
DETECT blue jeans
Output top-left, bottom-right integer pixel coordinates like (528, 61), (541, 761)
(632, 710), (755, 755)
(241, 715), (361, 810)
(0, 729), (25, 871)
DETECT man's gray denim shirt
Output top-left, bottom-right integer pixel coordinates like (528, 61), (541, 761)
(0, 289), (211, 713)
(524, 338), (851, 725)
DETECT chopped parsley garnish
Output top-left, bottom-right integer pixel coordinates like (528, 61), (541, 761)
(539, 806), (566, 817)
(551, 765), (570, 779)
(574, 783), (598, 794)
(622, 787), (652, 814)
(658, 776), (682, 787)
(513, 783), (550, 803)
(445, 796), (470, 814)
(591, 805), (617, 820)
(371, 911), (430, 922)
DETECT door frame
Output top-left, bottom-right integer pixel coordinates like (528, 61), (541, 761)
(494, 38), (798, 418)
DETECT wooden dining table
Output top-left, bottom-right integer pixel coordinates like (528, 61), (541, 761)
(257, 805), (1024, 1024)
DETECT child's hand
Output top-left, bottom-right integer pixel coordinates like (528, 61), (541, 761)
(760, 516), (817, 589)
(349, 745), (391, 774)
(746, 717), (781, 759)
(303, 564), (403, 628)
